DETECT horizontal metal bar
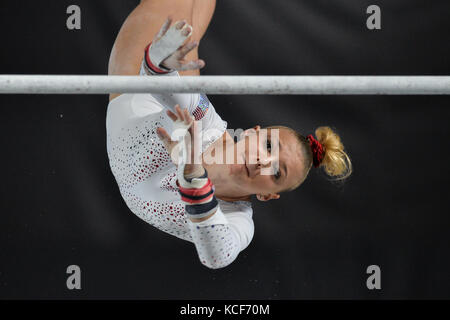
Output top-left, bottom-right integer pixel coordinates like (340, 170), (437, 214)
(0, 75), (450, 95)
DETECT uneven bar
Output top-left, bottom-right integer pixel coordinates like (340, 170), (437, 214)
(1, 75), (450, 95)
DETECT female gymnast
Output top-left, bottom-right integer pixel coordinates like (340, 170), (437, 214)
(106, 0), (352, 269)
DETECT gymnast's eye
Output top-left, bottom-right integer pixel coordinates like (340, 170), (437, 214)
(266, 140), (281, 179)
(275, 169), (281, 179)
(265, 139), (280, 179)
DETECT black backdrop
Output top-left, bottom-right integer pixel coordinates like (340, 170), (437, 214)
(0, 0), (449, 299)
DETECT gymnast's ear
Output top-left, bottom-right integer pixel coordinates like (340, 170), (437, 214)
(256, 193), (280, 202)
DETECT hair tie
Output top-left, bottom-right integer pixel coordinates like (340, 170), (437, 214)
(307, 135), (325, 168)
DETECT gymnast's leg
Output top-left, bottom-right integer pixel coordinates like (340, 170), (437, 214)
(108, 0), (216, 101)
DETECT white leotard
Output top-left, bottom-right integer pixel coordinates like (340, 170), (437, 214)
(105, 62), (255, 269)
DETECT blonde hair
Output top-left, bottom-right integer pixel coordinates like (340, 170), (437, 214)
(313, 126), (352, 181)
(266, 125), (352, 191)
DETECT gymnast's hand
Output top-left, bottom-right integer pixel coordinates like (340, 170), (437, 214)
(156, 105), (205, 178)
(148, 16), (206, 72)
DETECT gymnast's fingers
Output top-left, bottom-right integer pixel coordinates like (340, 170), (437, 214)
(175, 20), (187, 30)
(181, 24), (193, 37)
(183, 108), (192, 125)
(175, 41), (199, 60)
(178, 59), (205, 72)
(166, 109), (178, 122)
(155, 16), (172, 40)
(156, 127), (172, 145)
(175, 104), (185, 121)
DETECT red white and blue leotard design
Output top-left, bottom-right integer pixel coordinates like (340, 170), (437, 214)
(105, 62), (254, 269)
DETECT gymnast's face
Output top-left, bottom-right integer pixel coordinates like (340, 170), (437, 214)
(227, 126), (305, 201)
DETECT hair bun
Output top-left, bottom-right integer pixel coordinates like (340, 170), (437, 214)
(314, 127), (352, 180)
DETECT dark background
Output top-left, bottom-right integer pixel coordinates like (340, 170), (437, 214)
(0, 0), (449, 299)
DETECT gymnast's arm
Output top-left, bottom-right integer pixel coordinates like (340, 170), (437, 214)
(187, 204), (254, 269)
(157, 108), (253, 269)
(183, 182), (254, 269)
(177, 165), (254, 268)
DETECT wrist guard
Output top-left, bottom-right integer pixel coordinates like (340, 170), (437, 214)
(177, 169), (219, 219)
(143, 43), (173, 74)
